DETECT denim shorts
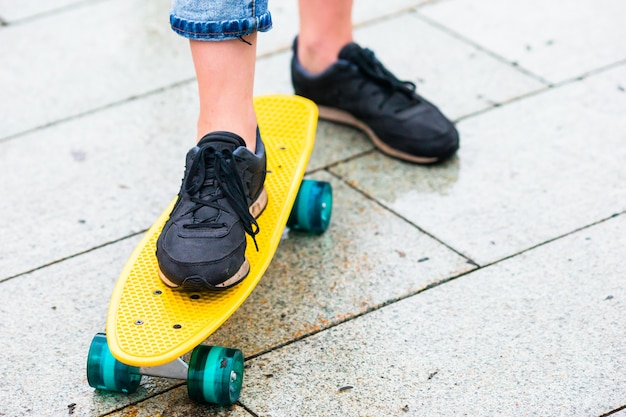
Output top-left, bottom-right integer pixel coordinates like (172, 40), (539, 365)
(170, 0), (272, 41)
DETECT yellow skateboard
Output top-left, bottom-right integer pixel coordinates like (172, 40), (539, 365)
(87, 95), (332, 405)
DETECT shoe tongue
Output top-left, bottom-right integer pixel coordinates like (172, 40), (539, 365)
(338, 42), (365, 62)
(188, 132), (247, 225)
(338, 42), (417, 108)
(197, 131), (246, 152)
(338, 42), (386, 78)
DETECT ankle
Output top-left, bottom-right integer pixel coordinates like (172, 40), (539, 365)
(296, 37), (351, 74)
(196, 106), (257, 151)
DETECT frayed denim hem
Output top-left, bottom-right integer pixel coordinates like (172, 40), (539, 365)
(170, 11), (272, 41)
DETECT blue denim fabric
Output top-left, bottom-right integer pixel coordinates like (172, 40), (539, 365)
(170, 0), (272, 41)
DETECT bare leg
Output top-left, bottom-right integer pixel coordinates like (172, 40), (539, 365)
(190, 33), (258, 150)
(297, 0), (354, 74)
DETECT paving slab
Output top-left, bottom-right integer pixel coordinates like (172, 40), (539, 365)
(106, 387), (253, 417)
(0, 0), (435, 140)
(0, 0), (85, 23)
(420, 0), (626, 84)
(253, 7), (546, 121)
(330, 64), (626, 266)
(204, 171), (473, 356)
(348, 11), (546, 120)
(0, 236), (186, 417)
(260, 0), (429, 56)
(0, 82), (197, 281)
(239, 214), (626, 417)
(0, 0), (191, 139)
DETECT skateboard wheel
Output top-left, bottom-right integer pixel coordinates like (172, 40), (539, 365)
(86, 333), (141, 393)
(187, 345), (244, 405)
(287, 179), (332, 233)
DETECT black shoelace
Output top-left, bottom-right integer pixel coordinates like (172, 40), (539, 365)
(182, 145), (259, 250)
(348, 47), (420, 111)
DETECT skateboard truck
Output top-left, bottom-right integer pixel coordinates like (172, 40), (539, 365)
(140, 358), (188, 380)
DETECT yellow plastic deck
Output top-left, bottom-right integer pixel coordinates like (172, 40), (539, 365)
(106, 95), (318, 366)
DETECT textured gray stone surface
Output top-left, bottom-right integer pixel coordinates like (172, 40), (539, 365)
(240, 216), (626, 417)
(0, 83), (196, 280)
(0, 0), (190, 139)
(205, 171), (473, 356)
(331, 65), (626, 265)
(0, 0), (84, 22)
(0, 236), (182, 417)
(420, 0), (626, 84)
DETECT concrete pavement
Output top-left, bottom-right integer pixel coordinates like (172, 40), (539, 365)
(1, 0), (625, 416)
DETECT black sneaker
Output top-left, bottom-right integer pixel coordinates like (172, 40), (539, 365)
(156, 131), (267, 291)
(291, 39), (459, 164)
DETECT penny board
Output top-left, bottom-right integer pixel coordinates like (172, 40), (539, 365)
(105, 95), (318, 366)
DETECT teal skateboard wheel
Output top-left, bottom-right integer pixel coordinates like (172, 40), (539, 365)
(86, 333), (141, 393)
(187, 345), (244, 405)
(287, 179), (332, 233)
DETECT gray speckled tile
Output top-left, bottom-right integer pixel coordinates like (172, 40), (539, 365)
(421, 0), (626, 84)
(330, 65), (626, 265)
(106, 387), (252, 417)
(0, 0), (193, 139)
(0, 83), (197, 280)
(239, 215), (626, 417)
(349, 12), (546, 120)
(352, 0), (427, 22)
(260, 0), (428, 56)
(0, 0), (435, 141)
(256, 9), (544, 127)
(0, 236), (185, 417)
(0, 0), (85, 22)
(203, 171), (474, 356)
(308, 121), (374, 171)
(254, 51), (294, 97)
